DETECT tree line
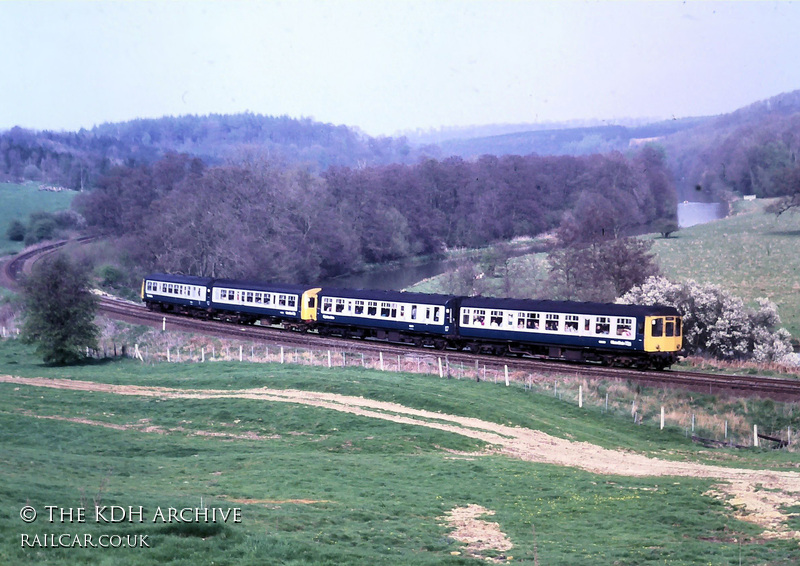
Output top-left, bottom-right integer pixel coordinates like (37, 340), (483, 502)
(72, 147), (677, 285)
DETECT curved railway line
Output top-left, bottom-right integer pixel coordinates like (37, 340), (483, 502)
(4, 238), (800, 401)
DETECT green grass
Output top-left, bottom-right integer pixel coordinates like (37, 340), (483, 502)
(0, 182), (76, 256)
(1, 341), (799, 564)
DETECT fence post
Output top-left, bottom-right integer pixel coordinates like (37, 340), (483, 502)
(202, 347), (205, 363)
(167, 347), (170, 363)
(280, 346), (284, 364)
(239, 345), (243, 362)
(754, 424), (759, 447)
(724, 420), (728, 439)
(578, 385), (583, 408)
(660, 406), (664, 430)
(380, 352), (384, 371)
(691, 414), (695, 433)
(605, 392), (608, 413)
(438, 358), (443, 378)
(504, 365), (509, 386)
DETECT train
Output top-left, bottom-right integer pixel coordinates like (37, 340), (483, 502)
(142, 273), (683, 370)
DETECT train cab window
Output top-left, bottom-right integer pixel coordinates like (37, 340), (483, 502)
(368, 301), (378, 316)
(336, 299), (345, 313)
(322, 298), (333, 312)
(595, 317), (610, 335)
(545, 314), (560, 331)
(380, 302), (390, 317)
(565, 315), (579, 333)
(411, 305), (417, 320)
(675, 317), (682, 336)
(616, 318), (633, 337)
(526, 313), (540, 330)
(433, 307), (440, 322)
(652, 318), (663, 337)
(354, 300), (364, 315)
(490, 311), (503, 327)
(307, 296), (316, 309)
(665, 317), (675, 337)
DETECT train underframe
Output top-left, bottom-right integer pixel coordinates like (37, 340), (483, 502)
(146, 301), (677, 370)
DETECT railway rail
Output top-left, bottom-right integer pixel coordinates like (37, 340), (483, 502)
(4, 238), (800, 401)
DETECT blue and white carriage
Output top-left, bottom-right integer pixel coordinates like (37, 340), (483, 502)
(142, 273), (213, 313)
(316, 287), (459, 347)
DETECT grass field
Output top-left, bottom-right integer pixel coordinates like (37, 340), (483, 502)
(0, 182), (77, 256)
(1, 340), (799, 565)
(647, 199), (800, 337)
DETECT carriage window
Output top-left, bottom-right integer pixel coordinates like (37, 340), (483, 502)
(278, 295), (287, 306)
(545, 314), (560, 331)
(526, 313), (539, 330)
(288, 296), (296, 308)
(426, 307), (431, 320)
(391, 305), (398, 318)
(472, 309), (486, 326)
(490, 311), (503, 327)
(380, 302), (391, 317)
(264, 293), (271, 305)
(335, 299), (345, 313)
(433, 307), (440, 322)
(665, 317), (675, 337)
(596, 317), (610, 335)
(565, 315), (579, 332)
(322, 298), (333, 312)
(354, 300), (364, 315)
(651, 318), (663, 337)
(462, 308), (471, 325)
(246, 292), (254, 303)
(255, 292), (262, 303)
(399, 305), (405, 318)
(411, 305), (417, 320)
(368, 301), (377, 316)
(347, 300), (353, 313)
(616, 318), (633, 337)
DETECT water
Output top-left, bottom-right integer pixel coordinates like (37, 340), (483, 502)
(677, 201), (725, 228)
(319, 258), (453, 291)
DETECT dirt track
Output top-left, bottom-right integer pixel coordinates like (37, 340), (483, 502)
(2, 374), (799, 542)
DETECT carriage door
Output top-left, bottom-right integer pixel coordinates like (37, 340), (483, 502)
(581, 316), (592, 337)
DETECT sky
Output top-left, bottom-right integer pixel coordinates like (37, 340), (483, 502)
(1, 0), (799, 137)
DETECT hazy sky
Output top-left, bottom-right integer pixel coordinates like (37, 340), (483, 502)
(1, 0), (798, 136)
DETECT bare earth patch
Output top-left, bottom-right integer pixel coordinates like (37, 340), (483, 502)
(3, 374), (800, 542)
(441, 504), (513, 562)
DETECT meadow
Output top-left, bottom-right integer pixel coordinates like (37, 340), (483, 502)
(0, 182), (76, 256)
(1, 340), (799, 565)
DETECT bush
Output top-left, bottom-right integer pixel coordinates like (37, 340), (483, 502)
(6, 220), (25, 242)
(619, 276), (793, 362)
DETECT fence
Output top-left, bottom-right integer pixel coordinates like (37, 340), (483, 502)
(98, 338), (796, 450)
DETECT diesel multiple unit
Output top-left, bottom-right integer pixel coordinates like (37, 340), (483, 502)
(143, 273), (683, 369)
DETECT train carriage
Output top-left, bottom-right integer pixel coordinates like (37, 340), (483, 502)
(315, 288), (460, 347)
(458, 297), (682, 369)
(210, 279), (319, 327)
(142, 273), (213, 315)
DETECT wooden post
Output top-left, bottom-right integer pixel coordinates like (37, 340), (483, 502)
(754, 424), (759, 447)
(380, 352), (384, 371)
(201, 347), (205, 363)
(328, 351), (332, 368)
(280, 346), (284, 364)
(167, 347), (170, 363)
(239, 345), (243, 362)
(725, 420), (728, 439)
(605, 392), (608, 413)
(691, 414), (695, 433)
(660, 406), (665, 430)
(504, 365), (509, 387)
(397, 354), (401, 372)
(578, 385), (583, 408)
(162, 317), (166, 331)
(438, 357), (443, 378)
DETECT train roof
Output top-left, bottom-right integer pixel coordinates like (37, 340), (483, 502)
(211, 279), (313, 295)
(318, 287), (458, 305)
(144, 273), (214, 286)
(460, 296), (681, 317)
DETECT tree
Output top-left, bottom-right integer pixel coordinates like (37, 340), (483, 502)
(20, 254), (99, 364)
(619, 276), (793, 362)
(546, 238), (660, 302)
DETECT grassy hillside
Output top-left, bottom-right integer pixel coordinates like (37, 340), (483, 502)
(648, 199), (800, 337)
(1, 341), (799, 565)
(0, 182), (77, 256)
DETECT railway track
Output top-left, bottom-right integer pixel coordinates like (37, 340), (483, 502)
(4, 238), (800, 401)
